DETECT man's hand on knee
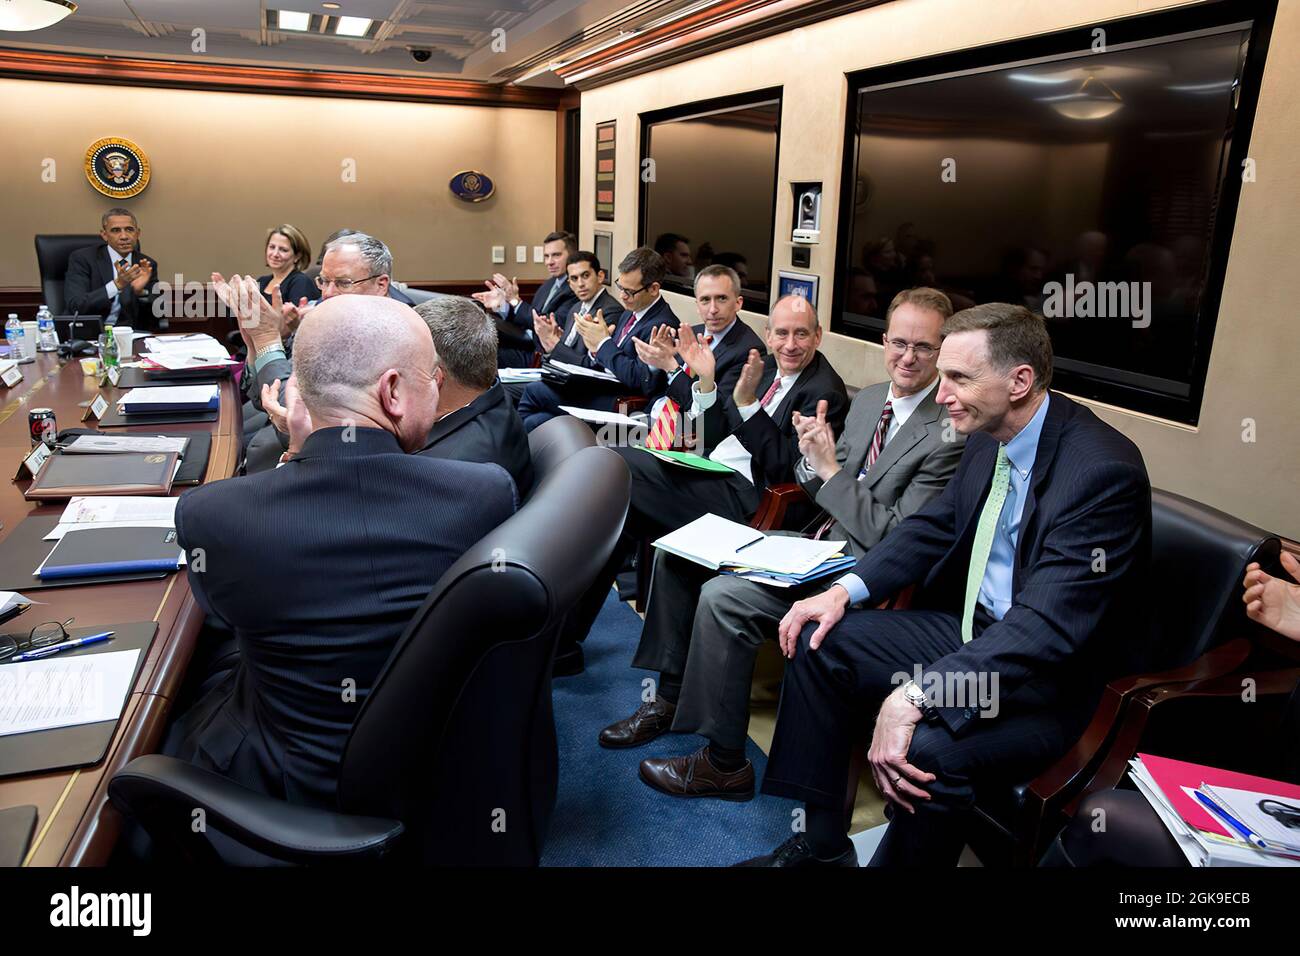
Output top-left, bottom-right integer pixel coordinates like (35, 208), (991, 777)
(868, 685), (937, 813)
(778, 585), (849, 658)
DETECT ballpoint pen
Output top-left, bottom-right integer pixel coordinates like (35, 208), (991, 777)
(8, 631), (115, 663)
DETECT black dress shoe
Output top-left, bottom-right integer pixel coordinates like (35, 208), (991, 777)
(598, 697), (675, 748)
(553, 643), (585, 678)
(734, 835), (858, 867)
(639, 746), (755, 801)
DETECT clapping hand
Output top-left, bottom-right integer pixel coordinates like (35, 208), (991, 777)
(632, 323), (679, 372)
(793, 399), (840, 480)
(575, 308), (613, 353)
(533, 310), (561, 353)
(129, 258), (154, 294)
(1244, 551), (1300, 642)
(733, 348), (764, 407)
(471, 279), (507, 313)
(492, 273), (521, 306)
(261, 378), (289, 435)
(675, 324), (716, 391)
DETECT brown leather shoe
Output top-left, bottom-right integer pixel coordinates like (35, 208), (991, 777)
(639, 746), (755, 801)
(598, 697), (676, 749)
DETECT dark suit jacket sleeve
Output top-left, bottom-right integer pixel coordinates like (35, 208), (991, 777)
(732, 372), (849, 489)
(251, 355), (293, 413)
(921, 458), (1150, 735)
(64, 249), (111, 316)
(817, 429), (965, 551)
(174, 490), (226, 626)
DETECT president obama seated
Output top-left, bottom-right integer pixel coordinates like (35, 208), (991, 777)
(739, 303), (1151, 867)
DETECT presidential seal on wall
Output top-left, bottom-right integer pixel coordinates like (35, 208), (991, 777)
(449, 170), (494, 203)
(85, 137), (151, 198)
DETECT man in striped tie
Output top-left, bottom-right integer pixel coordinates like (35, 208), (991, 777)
(628, 289), (964, 801)
(741, 303), (1151, 867)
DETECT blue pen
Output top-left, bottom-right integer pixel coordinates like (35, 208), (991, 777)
(9, 631), (115, 663)
(1193, 788), (1270, 850)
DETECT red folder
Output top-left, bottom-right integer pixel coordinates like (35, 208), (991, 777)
(1138, 752), (1300, 837)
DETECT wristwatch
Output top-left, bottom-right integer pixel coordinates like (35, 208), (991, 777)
(902, 680), (941, 724)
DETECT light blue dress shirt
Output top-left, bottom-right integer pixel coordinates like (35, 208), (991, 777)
(834, 394), (1051, 614)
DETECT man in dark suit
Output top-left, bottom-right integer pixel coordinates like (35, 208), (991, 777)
(166, 295), (518, 809)
(474, 230), (579, 368)
(414, 295), (533, 497)
(516, 246), (680, 433)
(64, 207), (162, 330)
(739, 303), (1151, 867)
(613, 289), (965, 801)
(534, 250), (624, 369)
(552, 292), (848, 675)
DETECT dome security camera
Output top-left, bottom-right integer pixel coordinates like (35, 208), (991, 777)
(409, 48), (432, 63)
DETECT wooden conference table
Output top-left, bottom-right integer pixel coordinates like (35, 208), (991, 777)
(0, 350), (240, 866)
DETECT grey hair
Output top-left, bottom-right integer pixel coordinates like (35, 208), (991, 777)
(293, 295), (430, 413)
(413, 296), (499, 390)
(325, 232), (393, 278)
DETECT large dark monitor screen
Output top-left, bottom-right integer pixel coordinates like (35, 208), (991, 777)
(640, 90), (781, 313)
(836, 2), (1274, 423)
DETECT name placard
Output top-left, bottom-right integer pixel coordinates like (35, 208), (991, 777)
(1, 365), (22, 388)
(82, 394), (110, 422)
(17, 442), (51, 479)
(99, 366), (121, 388)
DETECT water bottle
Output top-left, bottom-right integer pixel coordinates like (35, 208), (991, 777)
(5, 313), (23, 361)
(102, 320), (119, 369)
(36, 306), (57, 352)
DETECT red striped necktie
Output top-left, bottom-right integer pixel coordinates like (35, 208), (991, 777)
(646, 335), (712, 451)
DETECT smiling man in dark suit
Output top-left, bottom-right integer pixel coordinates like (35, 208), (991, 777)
(533, 250), (624, 369)
(415, 295), (533, 497)
(740, 302), (1151, 867)
(619, 288), (965, 800)
(166, 294), (518, 809)
(516, 246), (680, 433)
(64, 207), (162, 329)
(552, 292), (848, 675)
(475, 230), (579, 368)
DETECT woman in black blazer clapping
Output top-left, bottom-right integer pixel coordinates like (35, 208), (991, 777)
(257, 224), (315, 310)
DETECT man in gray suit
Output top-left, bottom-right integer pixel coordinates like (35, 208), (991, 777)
(608, 288), (966, 801)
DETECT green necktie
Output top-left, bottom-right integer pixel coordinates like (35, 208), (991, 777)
(961, 444), (1011, 644)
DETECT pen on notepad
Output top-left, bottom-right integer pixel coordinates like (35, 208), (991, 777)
(8, 631), (115, 663)
(1192, 788), (1269, 850)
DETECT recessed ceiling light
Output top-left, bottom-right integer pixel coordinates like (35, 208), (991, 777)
(334, 15), (371, 37)
(278, 10), (310, 31)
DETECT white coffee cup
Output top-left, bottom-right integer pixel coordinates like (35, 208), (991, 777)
(113, 325), (134, 359)
(20, 321), (38, 359)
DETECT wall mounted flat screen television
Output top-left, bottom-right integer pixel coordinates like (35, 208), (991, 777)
(640, 89), (782, 313)
(835, 1), (1275, 423)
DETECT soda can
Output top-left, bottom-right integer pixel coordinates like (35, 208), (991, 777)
(29, 408), (56, 447)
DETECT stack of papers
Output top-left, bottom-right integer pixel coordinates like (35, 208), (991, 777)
(44, 496), (178, 541)
(558, 405), (646, 427)
(0, 591), (32, 616)
(547, 359), (619, 383)
(119, 384), (219, 413)
(1129, 754), (1300, 867)
(0, 648), (140, 737)
(500, 368), (543, 383)
(59, 434), (188, 457)
(652, 513), (848, 583)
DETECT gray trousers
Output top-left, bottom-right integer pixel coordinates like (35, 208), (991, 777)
(633, 548), (819, 751)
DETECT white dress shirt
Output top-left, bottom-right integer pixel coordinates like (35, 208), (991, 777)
(688, 366), (803, 484)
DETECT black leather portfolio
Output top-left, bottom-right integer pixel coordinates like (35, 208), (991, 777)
(56, 429), (211, 485)
(0, 622), (156, 779)
(38, 526), (183, 581)
(97, 405), (219, 427)
(116, 366), (228, 388)
(25, 451), (178, 500)
(0, 514), (167, 591)
(0, 806), (38, 867)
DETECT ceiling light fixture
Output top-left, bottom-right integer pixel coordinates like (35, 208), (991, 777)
(1045, 70), (1124, 121)
(334, 15), (371, 37)
(322, 2), (340, 8)
(277, 10), (310, 31)
(0, 0), (77, 31)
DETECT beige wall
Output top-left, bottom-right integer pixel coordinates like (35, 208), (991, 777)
(0, 78), (558, 286)
(581, 0), (1300, 539)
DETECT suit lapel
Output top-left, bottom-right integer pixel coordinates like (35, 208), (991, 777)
(842, 386), (887, 482)
(1014, 392), (1066, 577)
(863, 386), (942, 488)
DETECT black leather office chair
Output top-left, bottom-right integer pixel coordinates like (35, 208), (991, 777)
(527, 414), (596, 490)
(966, 488), (1282, 865)
(108, 445), (632, 865)
(34, 234), (101, 315)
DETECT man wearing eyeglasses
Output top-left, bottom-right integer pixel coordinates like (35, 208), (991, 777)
(226, 233), (412, 472)
(515, 246), (680, 432)
(602, 289), (965, 799)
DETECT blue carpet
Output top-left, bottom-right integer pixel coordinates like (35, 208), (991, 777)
(542, 590), (799, 867)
